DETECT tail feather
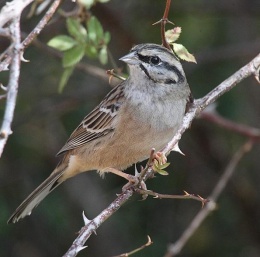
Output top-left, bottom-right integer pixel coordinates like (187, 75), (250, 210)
(8, 168), (66, 224)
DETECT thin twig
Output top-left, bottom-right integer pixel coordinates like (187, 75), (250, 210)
(153, 0), (173, 50)
(164, 140), (253, 257)
(22, 0), (62, 48)
(135, 189), (208, 206)
(112, 236), (153, 257)
(0, 17), (21, 157)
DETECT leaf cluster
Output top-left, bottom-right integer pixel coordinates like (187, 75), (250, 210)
(165, 27), (196, 63)
(47, 16), (110, 92)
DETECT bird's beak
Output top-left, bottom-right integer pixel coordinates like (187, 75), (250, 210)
(119, 51), (139, 65)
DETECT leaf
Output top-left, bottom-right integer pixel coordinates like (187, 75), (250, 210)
(165, 27), (182, 43)
(99, 46), (108, 64)
(172, 43), (197, 63)
(66, 17), (87, 42)
(85, 45), (98, 58)
(154, 167), (169, 176)
(47, 35), (77, 51)
(78, 0), (95, 9)
(158, 162), (170, 170)
(58, 66), (74, 93)
(152, 160), (170, 176)
(62, 45), (85, 67)
(103, 31), (111, 44)
(87, 16), (104, 43)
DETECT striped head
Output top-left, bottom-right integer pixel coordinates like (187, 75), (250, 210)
(120, 43), (187, 87)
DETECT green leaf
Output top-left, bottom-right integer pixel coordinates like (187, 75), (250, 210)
(66, 17), (87, 42)
(58, 66), (74, 93)
(165, 27), (182, 43)
(98, 0), (110, 3)
(158, 162), (170, 170)
(62, 45), (85, 67)
(152, 159), (170, 175)
(47, 35), (77, 51)
(78, 0), (95, 9)
(103, 31), (111, 44)
(99, 46), (108, 64)
(87, 16), (104, 43)
(85, 45), (98, 58)
(172, 43), (197, 63)
(157, 169), (169, 176)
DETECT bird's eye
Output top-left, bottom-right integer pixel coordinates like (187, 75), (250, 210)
(150, 56), (160, 65)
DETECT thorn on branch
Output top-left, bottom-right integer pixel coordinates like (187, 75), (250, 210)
(255, 65), (260, 83)
(1, 84), (8, 91)
(75, 246), (87, 254)
(82, 211), (91, 225)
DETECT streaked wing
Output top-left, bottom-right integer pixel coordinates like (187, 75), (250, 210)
(57, 82), (125, 155)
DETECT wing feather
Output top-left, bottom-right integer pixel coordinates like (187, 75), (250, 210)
(57, 82), (125, 155)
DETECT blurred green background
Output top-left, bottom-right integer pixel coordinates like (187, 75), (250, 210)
(1, 0), (260, 256)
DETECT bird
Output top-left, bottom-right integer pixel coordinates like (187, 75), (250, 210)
(8, 43), (192, 223)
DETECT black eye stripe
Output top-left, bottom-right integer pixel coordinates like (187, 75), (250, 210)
(162, 62), (185, 83)
(138, 54), (161, 65)
(138, 54), (150, 63)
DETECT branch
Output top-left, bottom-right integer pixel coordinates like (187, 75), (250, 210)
(112, 236), (153, 257)
(153, 0), (173, 50)
(164, 140), (253, 257)
(0, 16), (22, 157)
(63, 189), (134, 257)
(0, 0), (34, 28)
(0, 0), (62, 73)
(0, 0), (62, 157)
(135, 189), (208, 206)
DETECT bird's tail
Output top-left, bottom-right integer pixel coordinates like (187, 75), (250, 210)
(7, 162), (68, 224)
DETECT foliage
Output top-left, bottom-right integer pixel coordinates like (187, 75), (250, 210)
(165, 27), (197, 63)
(48, 16), (110, 92)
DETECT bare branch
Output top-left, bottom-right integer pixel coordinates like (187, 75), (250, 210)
(22, 0), (62, 48)
(135, 189), (208, 206)
(112, 235), (153, 257)
(0, 0), (62, 73)
(63, 189), (134, 257)
(0, 0), (62, 157)
(0, 17), (22, 157)
(153, 0), (173, 50)
(0, 0), (34, 28)
(164, 140), (253, 257)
